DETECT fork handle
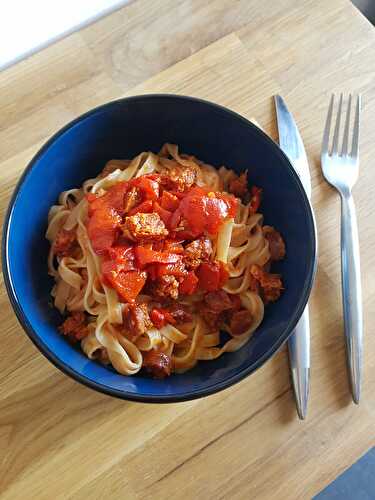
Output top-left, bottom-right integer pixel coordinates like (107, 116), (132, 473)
(340, 193), (363, 404)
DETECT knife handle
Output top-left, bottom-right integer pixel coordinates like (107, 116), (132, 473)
(288, 306), (310, 419)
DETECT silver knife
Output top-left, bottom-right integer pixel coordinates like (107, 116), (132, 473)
(274, 95), (314, 420)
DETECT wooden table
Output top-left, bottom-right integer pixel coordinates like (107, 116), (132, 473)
(1, 1), (375, 498)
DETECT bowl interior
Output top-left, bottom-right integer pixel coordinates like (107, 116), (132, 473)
(4, 95), (316, 401)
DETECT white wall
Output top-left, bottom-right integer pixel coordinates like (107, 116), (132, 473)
(0, 0), (129, 70)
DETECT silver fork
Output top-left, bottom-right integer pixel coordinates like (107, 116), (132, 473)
(321, 93), (363, 404)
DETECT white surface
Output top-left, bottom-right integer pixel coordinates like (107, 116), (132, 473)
(0, 0), (129, 71)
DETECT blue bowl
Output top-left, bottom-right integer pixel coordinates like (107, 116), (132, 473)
(2, 95), (317, 402)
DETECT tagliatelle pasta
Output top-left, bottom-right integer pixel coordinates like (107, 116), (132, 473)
(46, 144), (285, 378)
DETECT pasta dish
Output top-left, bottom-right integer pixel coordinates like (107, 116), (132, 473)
(46, 144), (285, 378)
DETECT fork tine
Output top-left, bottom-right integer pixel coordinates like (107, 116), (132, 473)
(351, 95), (361, 159)
(332, 93), (343, 155)
(322, 94), (334, 156)
(341, 94), (352, 156)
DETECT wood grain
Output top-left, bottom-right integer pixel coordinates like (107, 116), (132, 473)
(1, 0), (375, 499)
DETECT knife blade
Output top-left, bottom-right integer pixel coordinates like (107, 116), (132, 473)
(274, 95), (312, 420)
(275, 96), (312, 199)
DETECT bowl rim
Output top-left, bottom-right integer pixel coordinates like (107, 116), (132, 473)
(2, 93), (317, 403)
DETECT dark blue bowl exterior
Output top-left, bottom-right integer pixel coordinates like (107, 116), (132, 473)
(2, 95), (316, 402)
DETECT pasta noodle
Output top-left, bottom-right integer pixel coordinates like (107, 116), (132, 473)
(46, 144), (285, 378)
